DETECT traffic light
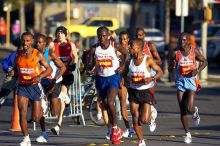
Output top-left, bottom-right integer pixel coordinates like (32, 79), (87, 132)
(205, 6), (212, 22)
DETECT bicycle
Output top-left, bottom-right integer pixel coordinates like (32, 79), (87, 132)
(80, 72), (105, 126)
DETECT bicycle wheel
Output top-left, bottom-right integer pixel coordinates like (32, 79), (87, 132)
(89, 95), (105, 126)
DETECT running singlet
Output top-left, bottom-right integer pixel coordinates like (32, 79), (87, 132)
(94, 42), (119, 77)
(54, 41), (72, 75)
(41, 48), (62, 84)
(129, 54), (154, 90)
(175, 47), (197, 77)
(17, 49), (42, 85)
(143, 41), (153, 58)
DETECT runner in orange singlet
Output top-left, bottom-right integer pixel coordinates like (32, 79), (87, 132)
(15, 32), (52, 146)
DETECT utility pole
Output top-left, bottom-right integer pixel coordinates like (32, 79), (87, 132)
(66, 0), (71, 26)
(175, 0), (188, 33)
(3, 3), (11, 47)
(201, 0), (208, 82)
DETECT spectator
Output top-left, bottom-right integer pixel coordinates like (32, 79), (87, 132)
(0, 17), (7, 45)
(12, 20), (20, 41)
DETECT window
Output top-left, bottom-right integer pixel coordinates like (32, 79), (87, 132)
(88, 20), (113, 27)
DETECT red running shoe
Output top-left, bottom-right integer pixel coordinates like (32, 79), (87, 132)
(110, 127), (123, 145)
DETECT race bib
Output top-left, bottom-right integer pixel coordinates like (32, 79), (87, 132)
(98, 59), (113, 68)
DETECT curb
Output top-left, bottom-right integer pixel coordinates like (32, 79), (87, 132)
(0, 46), (17, 51)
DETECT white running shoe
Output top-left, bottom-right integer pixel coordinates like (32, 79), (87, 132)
(97, 112), (102, 121)
(36, 132), (48, 143)
(123, 128), (135, 138)
(137, 140), (146, 146)
(184, 132), (192, 143)
(105, 128), (112, 140)
(193, 106), (200, 126)
(149, 105), (157, 132)
(123, 129), (129, 138)
(51, 125), (60, 135)
(20, 136), (31, 146)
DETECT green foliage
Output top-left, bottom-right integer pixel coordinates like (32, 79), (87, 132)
(3, 0), (30, 11)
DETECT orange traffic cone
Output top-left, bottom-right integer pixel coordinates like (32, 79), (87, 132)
(9, 94), (21, 132)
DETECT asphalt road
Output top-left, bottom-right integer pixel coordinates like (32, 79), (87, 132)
(0, 47), (220, 146)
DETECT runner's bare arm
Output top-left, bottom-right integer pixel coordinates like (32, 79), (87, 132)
(49, 49), (66, 80)
(149, 42), (162, 65)
(71, 42), (78, 64)
(146, 57), (163, 83)
(37, 52), (52, 80)
(192, 48), (208, 76)
(88, 46), (96, 71)
(121, 60), (130, 79)
(168, 49), (176, 72)
(115, 43), (128, 73)
(48, 41), (55, 51)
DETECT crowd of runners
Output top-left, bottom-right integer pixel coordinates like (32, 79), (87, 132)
(0, 25), (207, 146)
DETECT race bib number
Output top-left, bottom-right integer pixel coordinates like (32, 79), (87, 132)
(131, 76), (144, 85)
(23, 76), (32, 80)
(98, 59), (113, 68)
(179, 60), (193, 76)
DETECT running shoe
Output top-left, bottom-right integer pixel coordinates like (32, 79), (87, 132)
(149, 105), (157, 132)
(137, 140), (146, 146)
(129, 127), (135, 137)
(97, 112), (102, 121)
(193, 106), (200, 126)
(110, 127), (123, 145)
(36, 132), (48, 143)
(184, 132), (192, 143)
(20, 136), (31, 146)
(51, 125), (60, 135)
(122, 129), (129, 138)
(123, 127), (135, 138)
(106, 127), (112, 140)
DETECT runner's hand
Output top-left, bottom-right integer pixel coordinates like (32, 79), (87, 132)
(47, 79), (56, 94)
(191, 69), (199, 77)
(143, 77), (152, 85)
(8, 70), (15, 77)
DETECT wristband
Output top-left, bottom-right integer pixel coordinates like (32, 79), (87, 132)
(152, 76), (155, 81)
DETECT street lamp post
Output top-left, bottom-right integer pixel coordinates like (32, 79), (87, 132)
(3, 3), (11, 47)
(66, 0), (71, 26)
(201, 0), (208, 83)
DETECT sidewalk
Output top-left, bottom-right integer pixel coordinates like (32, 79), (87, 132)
(0, 44), (16, 51)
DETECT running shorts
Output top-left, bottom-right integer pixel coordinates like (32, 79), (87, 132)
(95, 73), (120, 98)
(128, 88), (153, 105)
(176, 77), (198, 92)
(17, 83), (44, 101)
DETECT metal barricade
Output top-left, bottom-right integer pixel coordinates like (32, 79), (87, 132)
(33, 68), (85, 130)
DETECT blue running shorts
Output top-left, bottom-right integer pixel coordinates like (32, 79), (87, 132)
(95, 73), (120, 98)
(17, 83), (44, 101)
(176, 77), (197, 92)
